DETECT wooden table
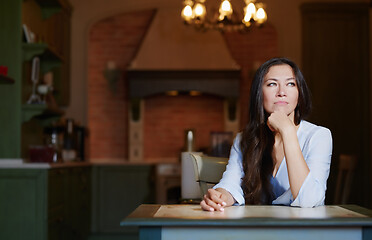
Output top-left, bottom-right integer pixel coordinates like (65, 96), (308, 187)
(121, 204), (372, 240)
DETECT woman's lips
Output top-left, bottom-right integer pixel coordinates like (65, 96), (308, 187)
(274, 101), (288, 105)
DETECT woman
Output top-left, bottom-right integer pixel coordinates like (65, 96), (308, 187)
(201, 57), (332, 211)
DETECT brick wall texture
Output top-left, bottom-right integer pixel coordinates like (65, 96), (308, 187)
(88, 11), (278, 161)
(144, 94), (225, 160)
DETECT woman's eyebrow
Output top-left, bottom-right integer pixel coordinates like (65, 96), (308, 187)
(265, 77), (295, 82)
(264, 78), (278, 82)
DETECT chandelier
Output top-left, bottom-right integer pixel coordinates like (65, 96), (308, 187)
(181, 0), (267, 31)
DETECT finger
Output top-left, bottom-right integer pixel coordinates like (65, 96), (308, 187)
(204, 198), (224, 212)
(267, 116), (276, 132)
(267, 121), (275, 132)
(206, 191), (225, 212)
(203, 194), (225, 211)
(200, 199), (215, 212)
(208, 190), (226, 207)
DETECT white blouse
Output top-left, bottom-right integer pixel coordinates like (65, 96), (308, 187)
(213, 120), (333, 208)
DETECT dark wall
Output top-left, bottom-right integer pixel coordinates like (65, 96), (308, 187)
(302, 3), (370, 207)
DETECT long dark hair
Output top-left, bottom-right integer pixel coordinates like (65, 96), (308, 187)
(240, 57), (311, 204)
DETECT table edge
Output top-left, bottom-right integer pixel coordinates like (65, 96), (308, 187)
(121, 204), (372, 227)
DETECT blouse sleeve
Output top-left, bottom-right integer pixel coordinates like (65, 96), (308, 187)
(213, 133), (245, 205)
(290, 127), (333, 207)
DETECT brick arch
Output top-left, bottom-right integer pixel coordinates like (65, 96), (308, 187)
(87, 9), (156, 160)
(222, 23), (279, 128)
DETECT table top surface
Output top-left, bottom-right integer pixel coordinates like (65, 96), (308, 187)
(121, 204), (372, 227)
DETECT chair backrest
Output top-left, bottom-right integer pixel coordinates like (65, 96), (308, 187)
(334, 154), (357, 204)
(189, 153), (228, 198)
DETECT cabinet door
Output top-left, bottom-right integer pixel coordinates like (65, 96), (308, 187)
(91, 165), (155, 233)
(48, 166), (91, 240)
(48, 168), (68, 240)
(65, 167), (91, 239)
(0, 169), (47, 240)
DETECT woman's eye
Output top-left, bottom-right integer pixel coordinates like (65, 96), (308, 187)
(267, 82), (276, 87)
(288, 82), (296, 86)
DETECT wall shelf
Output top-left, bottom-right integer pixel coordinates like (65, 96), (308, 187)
(35, 0), (62, 19)
(0, 0), (71, 158)
(22, 43), (62, 73)
(22, 104), (64, 124)
(0, 75), (15, 84)
(22, 43), (48, 61)
(22, 104), (47, 122)
(40, 60), (61, 74)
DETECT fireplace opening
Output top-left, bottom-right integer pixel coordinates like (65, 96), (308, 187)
(127, 70), (240, 162)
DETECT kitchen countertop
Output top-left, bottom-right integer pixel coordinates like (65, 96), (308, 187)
(0, 158), (181, 169)
(0, 159), (91, 169)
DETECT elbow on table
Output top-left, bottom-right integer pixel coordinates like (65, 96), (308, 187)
(291, 192), (326, 208)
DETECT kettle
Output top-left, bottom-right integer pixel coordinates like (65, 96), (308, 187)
(43, 126), (64, 163)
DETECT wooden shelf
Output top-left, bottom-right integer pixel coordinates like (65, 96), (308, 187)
(22, 104), (64, 124)
(35, 0), (62, 8)
(0, 75), (15, 84)
(22, 42), (62, 60)
(35, 0), (62, 19)
(22, 43), (62, 73)
(22, 104), (47, 122)
(40, 48), (62, 73)
(22, 42), (48, 61)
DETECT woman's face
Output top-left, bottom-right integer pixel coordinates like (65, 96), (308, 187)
(262, 64), (299, 120)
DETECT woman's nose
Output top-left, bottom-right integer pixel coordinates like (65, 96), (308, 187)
(276, 86), (286, 97)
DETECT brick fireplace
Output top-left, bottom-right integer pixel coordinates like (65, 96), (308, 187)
(127, 70), (240, 162)
(87, 8), (278, 162)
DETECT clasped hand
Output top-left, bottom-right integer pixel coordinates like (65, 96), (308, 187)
(200, 188), (234, 212)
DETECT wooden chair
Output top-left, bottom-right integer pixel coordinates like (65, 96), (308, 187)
(334, 154), (357, 204)
(189, 153), (228, 198)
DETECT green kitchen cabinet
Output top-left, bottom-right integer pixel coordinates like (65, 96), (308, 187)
(48, 166), (91, 240)
(0, 0), (22, 158)
(0, 169), (47, 239)
(0, 164), (156, 240)
(90, 165), (156, 240)
(66, 167), (92, 239)
(0, 165), (91, 240)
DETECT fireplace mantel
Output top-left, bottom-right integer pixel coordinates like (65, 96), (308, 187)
(127, 70), (240, 98)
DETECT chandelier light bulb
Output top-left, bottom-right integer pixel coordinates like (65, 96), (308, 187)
(193, 3), (206, 19)
(246, 2), (256, 17)
(221, 0), (232, 12)
(243, 2), (256, 24)
(243, 13), (252, 26)
(255, 7), (267, 24)
(182, 5), (194, 21)
(219, 0), (233, 20)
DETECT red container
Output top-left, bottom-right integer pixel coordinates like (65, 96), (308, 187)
(0, 65), (8, 76)
(29, 145), (55, 163)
